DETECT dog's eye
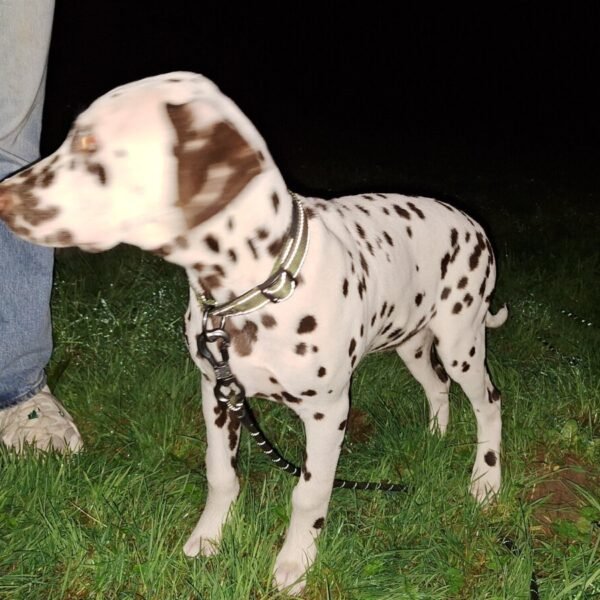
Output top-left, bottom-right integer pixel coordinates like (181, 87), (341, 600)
(72, 131), (98, 154)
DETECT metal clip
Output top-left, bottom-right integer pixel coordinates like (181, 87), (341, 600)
(196, 315), (246, 410)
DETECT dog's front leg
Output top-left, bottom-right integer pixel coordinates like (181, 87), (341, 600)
(273, 389), (350, 595)
(183, 378), (241, 557)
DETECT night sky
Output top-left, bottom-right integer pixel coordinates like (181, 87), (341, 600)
(42, 4), (599, 201)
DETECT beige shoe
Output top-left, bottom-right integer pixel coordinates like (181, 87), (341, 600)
(0, 386), (83, 453)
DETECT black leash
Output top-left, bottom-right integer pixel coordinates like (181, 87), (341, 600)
(195, 319), (408, 493)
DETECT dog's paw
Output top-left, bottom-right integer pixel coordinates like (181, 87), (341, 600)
(273, 560), (307, 596)
(470, 471), (501, 505)
(183, 534), (220, 557)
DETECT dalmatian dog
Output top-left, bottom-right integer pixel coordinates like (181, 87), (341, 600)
(0, 72), (507, 595)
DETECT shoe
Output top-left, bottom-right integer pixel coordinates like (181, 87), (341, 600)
(0, 386), (83, 453)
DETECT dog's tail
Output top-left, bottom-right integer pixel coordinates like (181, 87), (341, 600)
(485, 305), (508, 328)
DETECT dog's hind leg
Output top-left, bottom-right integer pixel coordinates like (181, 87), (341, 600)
(396, 329), (451, 434)
(434, 324), (502, 502)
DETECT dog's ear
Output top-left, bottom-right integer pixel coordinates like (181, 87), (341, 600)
(165, 102), (263, 228)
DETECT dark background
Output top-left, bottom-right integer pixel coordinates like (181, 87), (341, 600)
(42, 3), (599, 204)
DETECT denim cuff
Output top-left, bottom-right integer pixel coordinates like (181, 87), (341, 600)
(0, 373), (47, 410)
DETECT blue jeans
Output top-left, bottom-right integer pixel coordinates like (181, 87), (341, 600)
(0, 0), (56, 408)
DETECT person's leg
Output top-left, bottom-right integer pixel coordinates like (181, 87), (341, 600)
(0, 0), (82, 452)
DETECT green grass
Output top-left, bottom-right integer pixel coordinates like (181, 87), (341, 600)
(1, 183), (598, 599)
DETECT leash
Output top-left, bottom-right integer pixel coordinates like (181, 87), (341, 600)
(196, 317), (408, 493)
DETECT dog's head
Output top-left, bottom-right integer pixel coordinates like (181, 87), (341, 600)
(0, 72), (269, 252)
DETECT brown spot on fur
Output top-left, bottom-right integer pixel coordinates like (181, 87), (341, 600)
(458, 276), (468, 289)
(205, 235), (220, 253)
(441, 287), (451, 300)
(40, 169), (55, 188)
(479, 278), (487, 297)
(261, 314), (277, 328)
(484, 451), (497, 466)
(380, 302), (388, 318)
(268, 236), (284, 257)
(87, 162), (107, 185)
(214, 403), (227, 428)
(151, 245), (172, 258)
(282, 391), (302, 404)
(407, 201), (425, 219)
(314, 412), (324, 420)
(441, 253), (451, 279)
(226, 320), (258, 356)
(394, 204), (411, 219)
(46, 229), (74, 245)
(200, 274), (222, 290)
(488, 387), (501, 403)
(318, 367), (326, 377)
(313, 517), (325, 529)
(227, 411), (241, 450)
(298, 315), (317, 334)
(359, 252), (369, 276)
(246, 238), (258, 259)
(295, 343), (307, 355)
(348, 338), (357, 356)
(450, 228), (458, 246)
(174, 235), (189, 248)
(469, 232), (487, 271)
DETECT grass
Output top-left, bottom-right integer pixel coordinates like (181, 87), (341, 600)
(1, 160), (599, 598)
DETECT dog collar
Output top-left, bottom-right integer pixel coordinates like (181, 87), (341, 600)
(194, 191), (309, 319)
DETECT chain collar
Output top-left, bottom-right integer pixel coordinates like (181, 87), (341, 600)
(194, 190), (309, 320)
